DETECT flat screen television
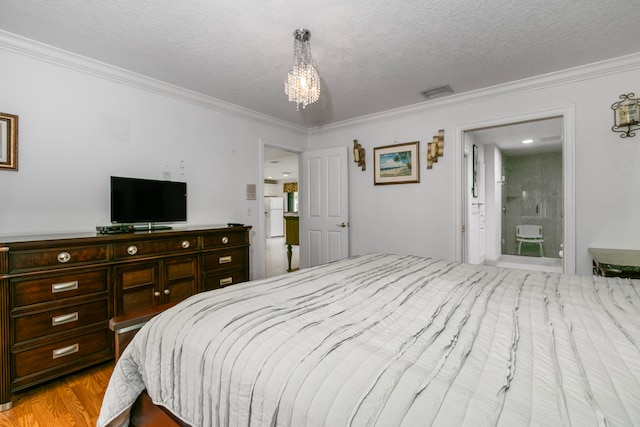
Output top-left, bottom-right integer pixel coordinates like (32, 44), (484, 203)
(110, 176), (187, 230)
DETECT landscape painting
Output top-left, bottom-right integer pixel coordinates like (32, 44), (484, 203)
(373, 141), (420, 185)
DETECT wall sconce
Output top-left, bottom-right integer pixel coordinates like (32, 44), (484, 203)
(611, 93), (639, 138)
(353, 139), (365, 171)
(427, 129), (445, 169)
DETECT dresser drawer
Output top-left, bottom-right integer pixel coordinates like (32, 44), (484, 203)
(12, 329), (111, 381)
(12, 298), (109, 344)
(115, 236), (198, 259)
(203, 268), (248, 291)
(9, 244), (108, 273)
(202, 247), (247, 271)
(202, 230), (248, 249)
(11, 269), (108, 308)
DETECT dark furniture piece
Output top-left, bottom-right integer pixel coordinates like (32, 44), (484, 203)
(0, 225), (251, 411)
(110, 302), (179, 362)
(284, 215), (299, 272)
(109, 301), (187, 426)
(589, 247), (640, 279)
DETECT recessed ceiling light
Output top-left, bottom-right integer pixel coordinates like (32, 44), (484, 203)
(522, 139), (534, 144)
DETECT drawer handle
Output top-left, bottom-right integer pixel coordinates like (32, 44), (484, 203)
(51, 280), (79, 294)
(154, 291), (161, 297)
(219, 256), (232, 264)
(127, 245), (138, 255)
(57, 251), (71, 263)
(164, 288), (170, 295)
(52, 312), (79, 326)
(53, 343), (79, 359)
(181, 240), (190, 249)
(221, 237), (229, 244)
(220, 277), (233, 286)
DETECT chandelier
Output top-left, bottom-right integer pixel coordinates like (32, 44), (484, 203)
(285, 29), (320, 110)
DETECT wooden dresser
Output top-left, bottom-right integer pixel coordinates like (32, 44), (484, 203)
(0, 225), (251, 410)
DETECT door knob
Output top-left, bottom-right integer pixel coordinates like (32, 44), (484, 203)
(337, 222), (348, 228)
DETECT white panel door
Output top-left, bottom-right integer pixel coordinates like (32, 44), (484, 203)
(299, 146), (349, 268)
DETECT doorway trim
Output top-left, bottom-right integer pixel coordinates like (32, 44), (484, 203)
(454, 105), (576, 273)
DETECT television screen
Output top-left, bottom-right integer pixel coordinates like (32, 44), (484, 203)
(110, 176), (187, 225)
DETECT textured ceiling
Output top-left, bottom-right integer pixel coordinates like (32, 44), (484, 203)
(1, 1), (640, 128)
(264, 147), (299, 182)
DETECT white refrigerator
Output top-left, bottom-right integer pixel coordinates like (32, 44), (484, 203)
(265, 197), (284, 237)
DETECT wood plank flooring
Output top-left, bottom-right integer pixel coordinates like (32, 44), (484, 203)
(0, 362), (113, 427)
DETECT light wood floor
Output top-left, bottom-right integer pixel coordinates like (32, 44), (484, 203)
(0, 362), (114, 427)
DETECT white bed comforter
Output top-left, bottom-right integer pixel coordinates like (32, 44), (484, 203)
(98, 253), (640, 426)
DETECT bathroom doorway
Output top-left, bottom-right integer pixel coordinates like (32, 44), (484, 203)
(464, 116), (565, 273)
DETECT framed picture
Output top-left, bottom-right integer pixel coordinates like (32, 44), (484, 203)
(373, 141), (420, 185)
(472, 144), (478, 197)
(0, 112), (18, 171)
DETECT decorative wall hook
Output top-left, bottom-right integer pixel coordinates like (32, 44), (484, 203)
(611, 93), (639, 138)
(427, 129), (444, 169)
(353, 140), (365, 171)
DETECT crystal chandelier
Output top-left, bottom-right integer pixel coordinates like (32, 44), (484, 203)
(285, 29), (320, 110)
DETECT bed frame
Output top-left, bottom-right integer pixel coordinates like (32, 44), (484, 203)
(109, 303), (185, 427)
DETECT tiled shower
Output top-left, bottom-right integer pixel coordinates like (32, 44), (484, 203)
(501, 151), (563, 259)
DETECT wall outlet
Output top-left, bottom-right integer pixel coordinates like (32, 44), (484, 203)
(163, 171), (171, 180)
(247, 207), (252, 216)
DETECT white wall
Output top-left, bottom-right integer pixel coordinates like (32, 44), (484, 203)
(0, 35), (307, 279)
(484, 144), (502, 264)
(309, 54), (640, 275)
(464, 137), (486, 265)
(2, 32), (639, 277)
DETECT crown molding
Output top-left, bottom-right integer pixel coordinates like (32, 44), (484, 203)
(310, 52), (640, 134)
(2, 30), (639, 136)
(0, 30), (308, 135)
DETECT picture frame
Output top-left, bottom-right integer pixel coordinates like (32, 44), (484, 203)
(472, 144), (478, 197)
(373, 141), (420, 185)
(0, 112), (18, 171)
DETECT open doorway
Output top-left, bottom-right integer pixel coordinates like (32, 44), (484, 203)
(463, 116), (565, 273)
(263, 146), (300, 277)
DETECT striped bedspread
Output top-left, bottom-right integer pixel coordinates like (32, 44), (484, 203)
(98, 253), (640, 426)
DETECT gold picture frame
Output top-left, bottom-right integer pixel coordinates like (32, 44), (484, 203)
(373, 141), (420, 185)
(0, 112), (18, 171)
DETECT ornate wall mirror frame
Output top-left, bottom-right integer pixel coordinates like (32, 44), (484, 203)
(0, 112), (18, 171)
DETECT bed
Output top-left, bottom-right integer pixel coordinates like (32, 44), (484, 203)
(97, 253), (640, 426)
